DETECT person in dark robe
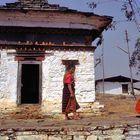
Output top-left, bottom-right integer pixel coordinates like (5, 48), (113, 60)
(62, 65), (80, 120)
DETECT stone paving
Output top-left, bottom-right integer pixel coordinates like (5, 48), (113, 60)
(0, 112), (140, 140)
(1, 94), (140, 139)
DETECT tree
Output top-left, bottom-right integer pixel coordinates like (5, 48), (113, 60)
(88, 0), (140, 32)
(131, 38), (140, 75)
(88, 0), (140, 73)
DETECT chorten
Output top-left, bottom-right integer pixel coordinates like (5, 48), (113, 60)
(18, 0), (48, 8)
(19, 0), (48, 5)
(5, 0), (59, 9)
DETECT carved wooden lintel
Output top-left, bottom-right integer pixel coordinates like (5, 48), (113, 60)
(62, 60), (79, 65)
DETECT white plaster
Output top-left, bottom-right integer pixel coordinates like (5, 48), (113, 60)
(0, 50), (18, 100)
(0, 49), (96, 112)
(42, 50), (95, 103)
(96, 81), (131, 95)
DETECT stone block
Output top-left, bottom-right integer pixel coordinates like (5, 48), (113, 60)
(108, 135), (125, 140)
(73, 135), (85, 140)
(103, 129), (124, 135)
(91, 130), (103, 135)
(98, 136), (112, 140)
(16, 131), (38, 136)
(98, 135), (126, 140)
(0, 136), (9, 140)
(62, 135), (72, 140)
(67, 131), (90, 136)
(126, 136), (140, 140)
(87, 135), (98, 140)
(16, 135), (48, 140)
(128, 130), (140, 135)
(126, 127), (139, 131)
(48, 135), (62, 140)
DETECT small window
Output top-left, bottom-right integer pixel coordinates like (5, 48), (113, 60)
(62, 60), (79, 74)
(62, 60), (79, 66)
(122, 84), (128, 93)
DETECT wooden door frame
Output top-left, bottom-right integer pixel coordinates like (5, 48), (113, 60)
(17, 61), (42, 105)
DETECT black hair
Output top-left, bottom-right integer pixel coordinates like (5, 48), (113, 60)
(66, 64), (75, 71)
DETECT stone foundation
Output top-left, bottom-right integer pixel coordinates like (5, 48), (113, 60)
(0, 124), (140, 140)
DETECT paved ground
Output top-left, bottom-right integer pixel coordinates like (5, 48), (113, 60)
(0, 113), (140, 131)
(0, 94), (140, 130)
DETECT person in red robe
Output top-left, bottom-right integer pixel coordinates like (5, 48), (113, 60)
(135, 99), (140, 114)
(62, 65), (80, 120)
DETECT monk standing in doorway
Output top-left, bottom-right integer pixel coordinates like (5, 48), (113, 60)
(62, 65), (80, 120)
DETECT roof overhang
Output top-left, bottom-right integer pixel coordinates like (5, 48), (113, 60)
(0, 8), (112, 38)
(96, 75), (139, 83)
(0, 43), (96, 51)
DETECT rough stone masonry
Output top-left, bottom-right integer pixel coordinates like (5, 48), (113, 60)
(0, 123), (140, 140)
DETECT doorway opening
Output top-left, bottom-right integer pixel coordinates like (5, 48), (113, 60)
(17, 62), (42, 104)
(122, 84), (128, 93)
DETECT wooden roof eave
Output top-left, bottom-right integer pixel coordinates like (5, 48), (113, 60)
(0, 43), (96, 51)
(0, 26), (100, 41)
(0, 8), (113, 32)
(0, 7), (113, 19)
(0, 25), (98, 35)
(96, 75), (140, 83)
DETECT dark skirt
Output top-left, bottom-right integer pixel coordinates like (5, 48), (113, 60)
(62, 83), (80, 113)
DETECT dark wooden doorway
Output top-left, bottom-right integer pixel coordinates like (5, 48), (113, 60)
(122, 84), (128, 93)
(17, 61), (42, 104)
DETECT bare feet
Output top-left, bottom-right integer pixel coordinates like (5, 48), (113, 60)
(72, 112), (80, 120)
(73, 115), (80, 120)
(71, 114), (80, 120)
(65, 116), (71, 120)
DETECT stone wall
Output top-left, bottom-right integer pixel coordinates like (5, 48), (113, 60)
(0, 49), (96, 114)
(0, 50), (18, 100)
(0, 124), (140, 140)
(0, 50), (18, 116)
(37, 50), (95, 113)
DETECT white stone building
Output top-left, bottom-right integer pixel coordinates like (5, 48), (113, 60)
(96, 75), (139, 95)
(0, 0), (112, 115)
(134, 82), (140, 95)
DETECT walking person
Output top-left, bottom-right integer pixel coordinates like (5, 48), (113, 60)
(62, 65), (80, 120)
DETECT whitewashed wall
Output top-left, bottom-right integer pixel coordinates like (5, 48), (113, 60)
(42, 50), (95, 112)
(96, 81), (131, 95)
(0, 49), (95, 112)
(134, 89), (140, 95)
(0, 50), (18, 100)
(0, 50), (18, 112)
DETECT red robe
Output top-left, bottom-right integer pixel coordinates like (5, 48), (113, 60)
(135, 99), (140, 114)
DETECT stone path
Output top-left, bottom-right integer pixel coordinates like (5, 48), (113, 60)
(0, 112), (140, 130)
(0, 113), (140, 140)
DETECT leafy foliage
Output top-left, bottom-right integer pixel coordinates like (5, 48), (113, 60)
(131, 38), (140, 74)
(88, 0), (140, 73)
(121, 2), (133, 21)
(87, 2), (97, 10)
